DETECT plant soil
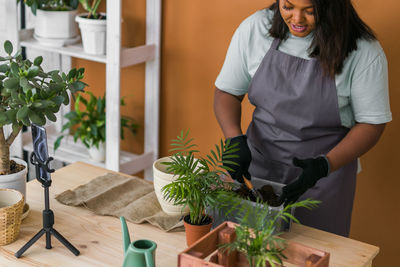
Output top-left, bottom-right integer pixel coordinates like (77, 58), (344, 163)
(0, 160), (25, 175)
(183, 214), (212, 226)
(234, 184), (281, 207)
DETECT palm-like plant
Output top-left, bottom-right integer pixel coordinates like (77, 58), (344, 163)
(161, 130), (238, 225)
(217, 193), (320, 267)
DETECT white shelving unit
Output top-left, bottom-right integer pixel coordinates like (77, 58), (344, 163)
(4, 0), (161, 179)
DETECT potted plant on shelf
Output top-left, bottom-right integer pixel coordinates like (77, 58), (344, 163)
(0, 40), (86, 204)
(54, 91), (139, 162)
(19, 0), (80, 46)
(161, 130), (238, 246)
(75, 0), (106, 55)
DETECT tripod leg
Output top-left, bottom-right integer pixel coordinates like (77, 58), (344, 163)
(15, 229), (46, 258)
(50, 228), (80, 256)
(46, 230), (52, 249)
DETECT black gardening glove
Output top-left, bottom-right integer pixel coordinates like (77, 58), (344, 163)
(279, 156), (330, 206)
(223, 135), (252, 183)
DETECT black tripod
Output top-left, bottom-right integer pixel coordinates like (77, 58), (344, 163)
(15, 125), (80, 258)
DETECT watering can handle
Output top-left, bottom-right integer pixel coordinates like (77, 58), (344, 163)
(144, 251), (154, 267)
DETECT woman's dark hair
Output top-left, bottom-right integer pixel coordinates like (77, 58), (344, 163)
(269, 0), (376, 77)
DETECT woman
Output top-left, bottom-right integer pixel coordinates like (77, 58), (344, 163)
(214, 0), (391, 237)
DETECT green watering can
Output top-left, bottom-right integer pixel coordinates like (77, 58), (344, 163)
(120, 217), (157, 267)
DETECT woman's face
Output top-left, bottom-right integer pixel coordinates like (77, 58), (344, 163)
(279, 0), (316, 38)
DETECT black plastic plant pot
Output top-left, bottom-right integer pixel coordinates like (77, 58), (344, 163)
(207, 178), (294, 233)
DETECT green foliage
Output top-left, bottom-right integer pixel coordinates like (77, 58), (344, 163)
(79, 0), (103, 19)
(161, 130), (239, 225)
(19, 0), (79, 15)
(54, 92), (139, 151)
(217, 193), (320, 267)
(0, 40), (86, 133)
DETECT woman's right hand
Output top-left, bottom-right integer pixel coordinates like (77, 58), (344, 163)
(223, 135), (252, 183)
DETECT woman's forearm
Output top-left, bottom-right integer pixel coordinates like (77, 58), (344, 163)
(213, 88), (244, 139)
(326, 123), (386, 172)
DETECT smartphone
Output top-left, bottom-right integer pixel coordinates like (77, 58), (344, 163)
(31, 124), (51, 181)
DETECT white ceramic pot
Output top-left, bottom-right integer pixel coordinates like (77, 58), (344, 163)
(87, 142), (106, 162)
(0, 158), (27, 203)
(153, 157), (189, 216)
(34, 9), (79, 46)
(75, 13), (107, 55)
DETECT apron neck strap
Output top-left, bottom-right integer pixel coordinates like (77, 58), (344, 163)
(271, 38), (281, 50)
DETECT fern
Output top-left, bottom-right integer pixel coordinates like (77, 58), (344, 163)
(161, 130), (238, 225)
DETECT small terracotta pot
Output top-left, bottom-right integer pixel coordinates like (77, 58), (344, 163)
(183, 215), (213, 246)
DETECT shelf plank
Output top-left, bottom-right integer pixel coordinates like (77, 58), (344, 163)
(20, 37), (107, 64)
(19, 30), (155, 66)
(22, 130), (153, 175)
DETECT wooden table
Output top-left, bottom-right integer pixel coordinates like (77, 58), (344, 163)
(0, 162), (379, 266)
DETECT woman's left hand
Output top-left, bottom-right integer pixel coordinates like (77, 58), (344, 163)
(279, 156), (329, 206)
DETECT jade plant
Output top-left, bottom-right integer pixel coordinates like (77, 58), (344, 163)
(19, 0), (79, 15)
(79, 0), (103, 19)
(54, 91), (139, 151)
(0, 40), (87, 174)
(217, 192), (320, 267)
(161, 130), (239, 225)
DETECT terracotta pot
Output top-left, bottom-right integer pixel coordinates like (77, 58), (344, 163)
(183, 215), (213, 246)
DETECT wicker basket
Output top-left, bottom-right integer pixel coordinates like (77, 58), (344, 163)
(0, 189), (24, 245)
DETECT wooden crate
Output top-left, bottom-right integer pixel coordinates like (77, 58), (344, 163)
(178, 221), (330, 267)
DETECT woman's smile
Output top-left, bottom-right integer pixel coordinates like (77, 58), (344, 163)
(279, 0), (315, 37)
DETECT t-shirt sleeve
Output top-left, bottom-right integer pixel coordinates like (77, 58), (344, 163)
(215, 23), (251, 96)
(351, 51), (392, 124)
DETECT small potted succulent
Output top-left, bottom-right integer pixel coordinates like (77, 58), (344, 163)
(54, 91), (139, 162)
(19, 0), (80, 46)
(75, 0), (106, 55)
(0, 40), (86, 200)
(161, 130), (238, 246)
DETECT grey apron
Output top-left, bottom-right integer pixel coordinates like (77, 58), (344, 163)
(246, 38), (358, 237)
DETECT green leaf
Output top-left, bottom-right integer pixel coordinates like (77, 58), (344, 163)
(0, 64), (9, 73)
(52, 95), (64, 105)
(51, 72), (63, 83)
(0, 112), (7, 125)
(16, 105), (29, 121)
(67, 68), (77, 80)
(54, 135), (64, 151)
(6, 109), (18, 122)
(28, 109), (46, 125)
(26, 65), (40, 79)
(4, 77), (19, 89)
(33, 56), (43, 66)
(44, 110), (57, 122)
(71, 81), (86, 92)
(4, 40), (13, 55)
(49, 82), (64, 91)
(19, 77), (28, 88)
(10, 62), (19, 75)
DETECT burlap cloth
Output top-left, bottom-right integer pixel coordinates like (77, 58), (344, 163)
(55, 173), (184, 232)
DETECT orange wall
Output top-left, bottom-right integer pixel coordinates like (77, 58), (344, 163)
(75, 0), (399, 265)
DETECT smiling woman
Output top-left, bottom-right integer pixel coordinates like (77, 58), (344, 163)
(279, 0), (315, 37)
(214, 0), (391, 237)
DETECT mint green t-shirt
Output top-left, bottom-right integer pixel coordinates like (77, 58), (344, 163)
(215, 9), (392, 128)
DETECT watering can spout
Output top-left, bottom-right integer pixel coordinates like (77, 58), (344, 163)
(120, 216), (131, 254)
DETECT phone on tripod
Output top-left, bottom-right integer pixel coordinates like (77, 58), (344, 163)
(31, 124), (51, 182)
